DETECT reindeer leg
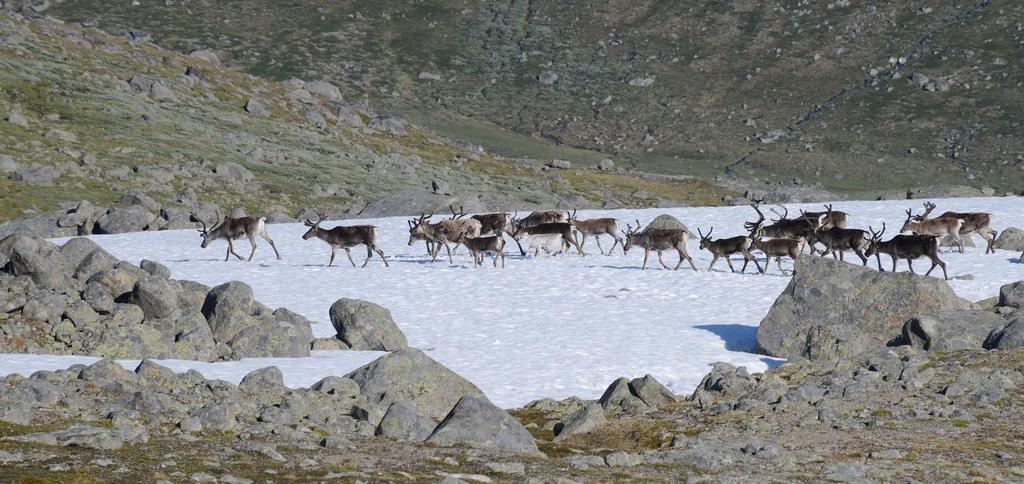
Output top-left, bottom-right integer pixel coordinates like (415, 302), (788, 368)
(578, 234), (587, 254)
(686, 253), (698, 272)
(445, 241), (454, 264)
(376, 246), (389, 268)
(657, 250), (671, 270)
(228, 239), (244, 261)
(640, 248), (650, 270)
(743, 249), (763, 274)
(875, 253), (883, 271)
(595, 236), (606, 256)
(673, 249), (684, 270)
(328, 246), (337, 267)
(906, 258), (916, 274)
(725, 255), (737, 273)
(777, 256), (785, 274)
(224, 243), (231, 262)
(246, 235), (258, 262)
(708, 256), (719, 272)
(345, 248), (357, 268)
(891, 256), (897, 273)
(741, 257), (750, 273)
(361, 244), (373, 268)
(259, 230), (281, 260)
(855, 249), (867, 266)
(570, 234), (584, 257)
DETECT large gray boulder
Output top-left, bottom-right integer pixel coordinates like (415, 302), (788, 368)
(643, 214), (694, 239)
(9, 242), (64, 290)
(985, 315), (1024, 349)
(202, 281), (255, 343)
(756, 256), (974, 360)
(900, 310), (1009, 351)
(345, 349), (486, 420)
(426, 396), (540, 455)
(375, 401), (436, 442)
(329, 298), (407, 351)
(993, 228), (1024, 252)
(94, 207), (157, 234)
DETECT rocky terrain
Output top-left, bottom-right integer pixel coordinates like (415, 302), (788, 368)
(2, 245), (1024, 480)
(0, 8), (736, 229)
(37, 0), (1024, 196)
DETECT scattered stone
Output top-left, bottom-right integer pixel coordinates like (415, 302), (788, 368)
(554, 402), (606, 441)
(426, 396), (540, 455)
(900, 310), (1009, 351)
(376, 401), (436, 442)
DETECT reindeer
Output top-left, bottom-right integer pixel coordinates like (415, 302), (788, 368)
(743, 205), (804, 274)
(900, 207), (965, 253)
(752, 204), (821, 254)
(568, 210), (625, 256)
(798, 208), (848, 230)
(406, 218), (437, 257)
(517, 210), (569, 228)
(451, 205), (524, 255)
(302, 214), (388, 267)
(455, 233), (506, 268)
(866, 223), (948, 280)
(697, 227), (763, 274)
(811, 204), (870, 266)
(913, 201), (997, 254)
(621, 219), (697, 271)
(510, 220), (582, 257)
(408, 213), (482, 264)
(193, 212), (281, 262)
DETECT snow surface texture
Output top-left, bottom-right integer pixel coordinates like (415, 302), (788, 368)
(2, 197), (1021, 408)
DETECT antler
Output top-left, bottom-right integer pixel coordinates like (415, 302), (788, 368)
(449, 205), (466, 220)
(744, 204), (765, 236)
(769, 204), (788, 222)
(191, 213), (208, 235)
(568, 209), (578, 221)
(868, 222), (886, 241)
(697, 227), (713, 240)
(914, 201), (937, 221)
(904, 208), (914, 221)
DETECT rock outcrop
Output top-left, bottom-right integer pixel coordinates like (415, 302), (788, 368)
(756, 256), (974, 360)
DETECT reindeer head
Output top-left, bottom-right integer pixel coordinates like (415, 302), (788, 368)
(900, 208), (916, 233)
(407, 213), (432, 245)
(192, 212), (221, 248)
(697, 227), (714, 250)
(814, 204), (834, 234)
(621, 219), (642, 254)
(302, 213), (327, 240)
(865, 223), (886, 257)
(744, 204), (765, 239)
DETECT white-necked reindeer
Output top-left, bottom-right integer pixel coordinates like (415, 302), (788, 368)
(302, 213), (388, 267)
(900, 208), (965, 253)
(193, 212), (281, 262)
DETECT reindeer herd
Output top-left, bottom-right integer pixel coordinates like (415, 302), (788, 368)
(190, 201), (1019, 279)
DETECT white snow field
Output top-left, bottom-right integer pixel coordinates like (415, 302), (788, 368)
(2, 197), (1022, 408)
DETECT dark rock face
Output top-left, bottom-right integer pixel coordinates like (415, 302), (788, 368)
(375, 401), (436, 442)
(0, 235), (312, 362)
(986, 314), (1024, 349)
(756, 256), (973, 360)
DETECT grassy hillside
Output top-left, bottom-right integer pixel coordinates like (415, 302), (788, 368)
(44, 0), (1024, 195)
(0, 10), (732, 223)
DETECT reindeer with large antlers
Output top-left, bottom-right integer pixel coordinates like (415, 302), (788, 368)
(912, 201), (997, 254)
(450, 204), (523, 255)
(901, 207), (965, 253)
(866, 223), (948, 280)
(622, 219), (697, 271)
(569, 210), (626, 256)
(697, 226), (763, 274)
(408, 213), (482, 264)
(812, 204), (870, 266)
(193, 212), (281, 262)
(744, 205), (804, 274)
(751, 204), (821, 254)
(302, 213), (388, 267)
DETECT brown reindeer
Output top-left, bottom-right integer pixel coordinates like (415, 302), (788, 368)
(452, 205), (524, 256)
(510, 220), (583, 257)
(748, 204), (821, 254)
(866, 223), (947, 280)
(569, 210), (625, 256)
(455, 233), (506, 268)
(900, 207), (965, 253)
(409, 213), (482, 263)
(697, 227), (763, 274)
(798, 207), (848, 230)
(812, 204), (870, 265)
(913, 201), (997, 254)
(517, 210), (569, 228)
(406, 218), (437, 257)
(302, 214), (388, 267)
(193, 212), (281, 262)
(622, 219), (697, 271)
(744, 205), (803, 274)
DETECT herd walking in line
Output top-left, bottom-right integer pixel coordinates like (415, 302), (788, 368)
(191, 202), (1020, 279)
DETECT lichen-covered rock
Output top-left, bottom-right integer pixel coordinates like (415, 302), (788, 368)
(901, 310), (1009, 351)
(376, 401), (436, 442)
(329, 298), (407, 351)
(426, 396), (540, 455)
(756, 256), (973, 360)
(346, 349), (486, 420)
(554, 402), (606, 441)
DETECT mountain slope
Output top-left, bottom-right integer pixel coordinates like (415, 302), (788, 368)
(0, 10), (730, 223)
(43, 0), (1024, 195)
